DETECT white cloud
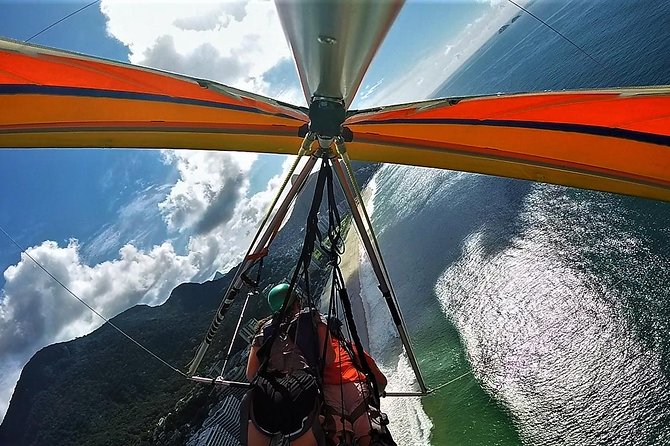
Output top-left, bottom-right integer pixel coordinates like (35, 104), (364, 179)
(174, 3), (247, 31)
(141, 35), (250, 85)
(0, 239), (198, 421)
(158, 150), (257, 234)
(101, 0), (296, 97)
(176, 152), (300, 277)
(1, 240), (198, 348)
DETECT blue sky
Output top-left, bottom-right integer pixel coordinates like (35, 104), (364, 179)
(0, 0), (529, 423)
(0, 1), (128, 58)
(0, 2), (166, 283)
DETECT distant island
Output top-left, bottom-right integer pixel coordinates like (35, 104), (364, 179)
(498, 13), (522, 34)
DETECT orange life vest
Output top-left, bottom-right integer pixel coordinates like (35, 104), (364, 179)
(322, 337), (366, 384)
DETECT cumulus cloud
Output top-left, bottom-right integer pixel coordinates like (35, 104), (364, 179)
(175, 153), (299, 277)
(1, 240), (197, 350)
(142, 35), (249, 84)
(101, 0), (298, 98)
(174, 2), (246, 31)
(158, 150), (257, 234)
(0, 366), (20, 424)
(0, 239), (198, 420)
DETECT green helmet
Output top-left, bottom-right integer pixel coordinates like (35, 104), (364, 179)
(267, 283), (294, 313)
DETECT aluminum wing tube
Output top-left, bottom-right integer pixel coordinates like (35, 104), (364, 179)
(275, 0), (403, 107)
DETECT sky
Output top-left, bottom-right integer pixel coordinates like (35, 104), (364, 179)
(0, 0), (529, 423)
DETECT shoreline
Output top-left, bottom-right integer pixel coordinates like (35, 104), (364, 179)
(339, 211), (370, 349)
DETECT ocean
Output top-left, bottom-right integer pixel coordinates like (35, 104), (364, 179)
(354, 1), (670, 445)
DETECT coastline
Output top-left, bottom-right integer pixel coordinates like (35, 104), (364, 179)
(338, 211), (370, 349)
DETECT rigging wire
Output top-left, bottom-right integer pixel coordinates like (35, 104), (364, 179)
(26, 0), (101, 43)
(506, 0), (605, 68)
(0, 224), (188, 378)
(428, 371), (472, 394)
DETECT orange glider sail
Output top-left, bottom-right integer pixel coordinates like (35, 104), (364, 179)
(0, 38), (308, 154)
(345, 90), (670, 202)
(1, 38), (669, 201)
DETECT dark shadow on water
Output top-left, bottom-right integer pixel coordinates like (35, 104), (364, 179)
(374, 172), (532, 445)
(379, 174), (531, 329)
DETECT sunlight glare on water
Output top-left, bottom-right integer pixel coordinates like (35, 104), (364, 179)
(434, 184), (670, 445)
(359, 159), (670, 445)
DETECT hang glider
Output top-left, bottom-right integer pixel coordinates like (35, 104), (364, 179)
(0, 1), (669, 202)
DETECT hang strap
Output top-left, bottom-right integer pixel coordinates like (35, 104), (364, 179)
(256, 156), (332, 379)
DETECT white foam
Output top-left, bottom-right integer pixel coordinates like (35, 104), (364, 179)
(354, 171), (433, 445)
(379, 355), (433, 445)
(358, 248), (398, 356)
(363, 175), (376, 216)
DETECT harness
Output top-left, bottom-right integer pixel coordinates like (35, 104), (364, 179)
(322, 308), (396, 446)
(248, 310), (326, 444)
(243, 156), (396, 446)
(250, 369), (321, 441)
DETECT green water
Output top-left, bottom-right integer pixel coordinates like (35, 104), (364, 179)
(363, 166), (529, 445)
(416, 313), (521, 446)
(367, 163), (670, 445)
(364, 1), (670, 443)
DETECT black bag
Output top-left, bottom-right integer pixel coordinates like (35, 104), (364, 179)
(368, 411), (397, 446)
(251, 369), (319, 437)
(246, 310), (325, 442)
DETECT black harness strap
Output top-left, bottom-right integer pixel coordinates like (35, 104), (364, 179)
(247, 157), (339, 446)
(247, 155), (396, 445)
(256, 158), (330, 375)
(323, 398), (369, 425)
(334, 266), (381, 405)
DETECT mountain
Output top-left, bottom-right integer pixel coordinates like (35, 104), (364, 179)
(0, 162), (379, 446)
(0, 277), (241, 446)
